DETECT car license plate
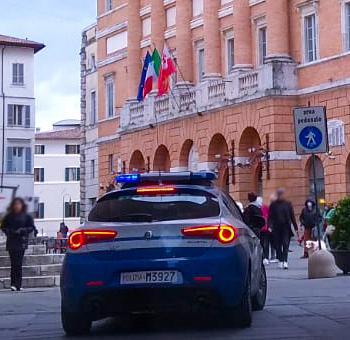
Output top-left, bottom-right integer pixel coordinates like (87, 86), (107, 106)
(120, 270), (179, 285)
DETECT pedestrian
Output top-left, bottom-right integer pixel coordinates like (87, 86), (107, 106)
(299, 199), (321, 258)
(243, 192), (263, 237)
(0, 198), (36, 291)
(268, 188), (298, 269)
(256, 196), (270, 265)
(59, 222), (69, 239)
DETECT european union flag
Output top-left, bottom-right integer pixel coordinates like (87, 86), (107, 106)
(137, 51), (152, 102)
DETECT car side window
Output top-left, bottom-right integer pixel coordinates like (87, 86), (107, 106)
(222, 193), (244, 221)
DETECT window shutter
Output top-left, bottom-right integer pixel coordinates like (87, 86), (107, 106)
(7, 105), (14, 126)
(41, 168), (45, 182)
(12, 64), (16, 83)
(77, 168), (81, 181)
(19, 64), (24, 83)
(65, 202), (69, 218)
(65, 168), (69, 181)
(6, 147), (13, 172)
(25, 106), (30, 127)
(25, 147), (32, 174)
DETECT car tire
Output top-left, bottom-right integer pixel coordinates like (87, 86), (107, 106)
(235, 272), (253, 328)
(252, 263), (267, 311)
(61, 305), (92, 336)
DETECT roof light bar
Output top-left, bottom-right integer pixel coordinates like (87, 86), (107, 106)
(116, 174), (141, 184)
(136, 186), (176, 194)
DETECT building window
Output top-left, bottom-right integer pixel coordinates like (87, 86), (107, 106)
(7, 105), (30, 127)
(89, 54), (96, 71)
(35, 203), (45, 219)
(308, 156), (325, 200)
(192, 0), (204, 17)
(304, 13), (317, 63)
(106, 31), (127, 54)
(226, 35), (234, 74)
(65, 202), (80, 218)
(65, 167), (80, 181)
(166, 7), (176, 28)
(34, 168), (45, 182)
(90, 91), (96, 125)
(108, 154), (114, 174)
(196, 43), (205, 82)
(142, 17), (151, 38)
(12, 63), (24, 85)
(105, 77), (115, 118)
(65, 144), (80, 154)
(328, 119), (345, 147)
(6, 146), (31, 174)
(344, 2), (350, 51)
(35, 145), (45, 154)
(258, 27), (267, 65)
(91, 159), (95, 179)
(105, 0), (112, 12)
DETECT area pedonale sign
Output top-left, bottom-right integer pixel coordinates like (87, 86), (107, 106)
(293, 106), (329, 155)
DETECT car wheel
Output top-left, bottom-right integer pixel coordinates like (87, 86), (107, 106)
(252, 264), (267, 311)
(235, 272), (253, 328)
(61, 305), (92, 336)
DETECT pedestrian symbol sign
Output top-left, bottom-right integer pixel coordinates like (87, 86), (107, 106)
(293, 107), (328, 155)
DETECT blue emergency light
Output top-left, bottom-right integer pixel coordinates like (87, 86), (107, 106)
(115, 174), (141, 184)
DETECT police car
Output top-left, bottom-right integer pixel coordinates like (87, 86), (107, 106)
(60, 172), (267, 335)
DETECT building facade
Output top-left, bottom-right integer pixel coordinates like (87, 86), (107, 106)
(34, 120), (81, 236)
(0, 35), (44, 214)
(82, 0), (350, 216)
(80, 24), (99, 221)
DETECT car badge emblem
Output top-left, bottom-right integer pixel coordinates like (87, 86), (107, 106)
(144, 231), (153, 240)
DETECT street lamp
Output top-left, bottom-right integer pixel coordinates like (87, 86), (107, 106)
(62, 194), (72, 225)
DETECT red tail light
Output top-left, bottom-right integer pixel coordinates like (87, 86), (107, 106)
(136, 186), (176, 194)
(68, 230), (117, 250)
(181, 225), (238, 244)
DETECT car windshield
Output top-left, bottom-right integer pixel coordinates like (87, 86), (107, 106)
(88, 189), (220, 222)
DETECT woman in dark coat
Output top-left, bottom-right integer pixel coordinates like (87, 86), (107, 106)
(1, 198), (35, 291)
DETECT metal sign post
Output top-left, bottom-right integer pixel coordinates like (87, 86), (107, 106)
(293, 107), (328, 249)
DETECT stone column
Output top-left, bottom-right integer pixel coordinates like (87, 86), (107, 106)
(176, 0), (193, 85)
(265, 0), (291, 61)
(127, 0), (141, 99)
(151, 0), (165, 51)
(203, 0), (221, 78)
(232, 0), (252, 70)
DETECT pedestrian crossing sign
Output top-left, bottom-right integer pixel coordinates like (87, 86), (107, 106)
(293, 106), (329, 155)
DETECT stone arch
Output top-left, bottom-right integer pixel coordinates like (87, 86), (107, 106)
(208, 133), (229, 192)
(179, 139), (199, 171)
(305, 156), (325, 201)
(237, 127), (263, 202)
(153, 145), (171, 172)
(129, 150), (145, 173)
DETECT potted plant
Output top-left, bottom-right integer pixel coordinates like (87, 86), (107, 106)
(328, 197), (350, 274)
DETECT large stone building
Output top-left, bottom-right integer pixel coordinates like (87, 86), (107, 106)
(34, 120), (81, 236)
(81, 0), (350, 216)
(0, 34), (44, 214)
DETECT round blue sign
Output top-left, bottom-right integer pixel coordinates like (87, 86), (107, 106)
(299, 126), (323, 150)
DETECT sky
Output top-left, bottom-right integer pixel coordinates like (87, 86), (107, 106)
(0, 0), (96, 130)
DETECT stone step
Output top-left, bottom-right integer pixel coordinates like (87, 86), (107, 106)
(0, 275), (60, 289)
(0, 264), (62, 278)
(0, 254), (64, 267)
(0, 245), (47, 256)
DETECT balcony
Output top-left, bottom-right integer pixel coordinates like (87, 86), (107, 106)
(120, 61), (297, 132)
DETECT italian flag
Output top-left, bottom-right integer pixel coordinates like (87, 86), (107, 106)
(143, 49), (162, 98)
(158, 47), (176, 96)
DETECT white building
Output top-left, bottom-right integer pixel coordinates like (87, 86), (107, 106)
(0, 34), (44, 215)
(80, 24), (99, 220)
(34, 120), (81, 236)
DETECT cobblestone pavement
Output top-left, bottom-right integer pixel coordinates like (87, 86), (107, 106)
(0, 242), (349, 340)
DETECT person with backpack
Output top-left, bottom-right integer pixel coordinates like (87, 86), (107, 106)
(0, 198), (36, 291)
(243, 192), (263, 237)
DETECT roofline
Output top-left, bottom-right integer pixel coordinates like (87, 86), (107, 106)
(0, 41), (45, 54)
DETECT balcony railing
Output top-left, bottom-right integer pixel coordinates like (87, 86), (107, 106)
(120, 62), (297, 132)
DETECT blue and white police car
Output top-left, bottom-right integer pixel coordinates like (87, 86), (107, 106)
(60, 172), (267, 335)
